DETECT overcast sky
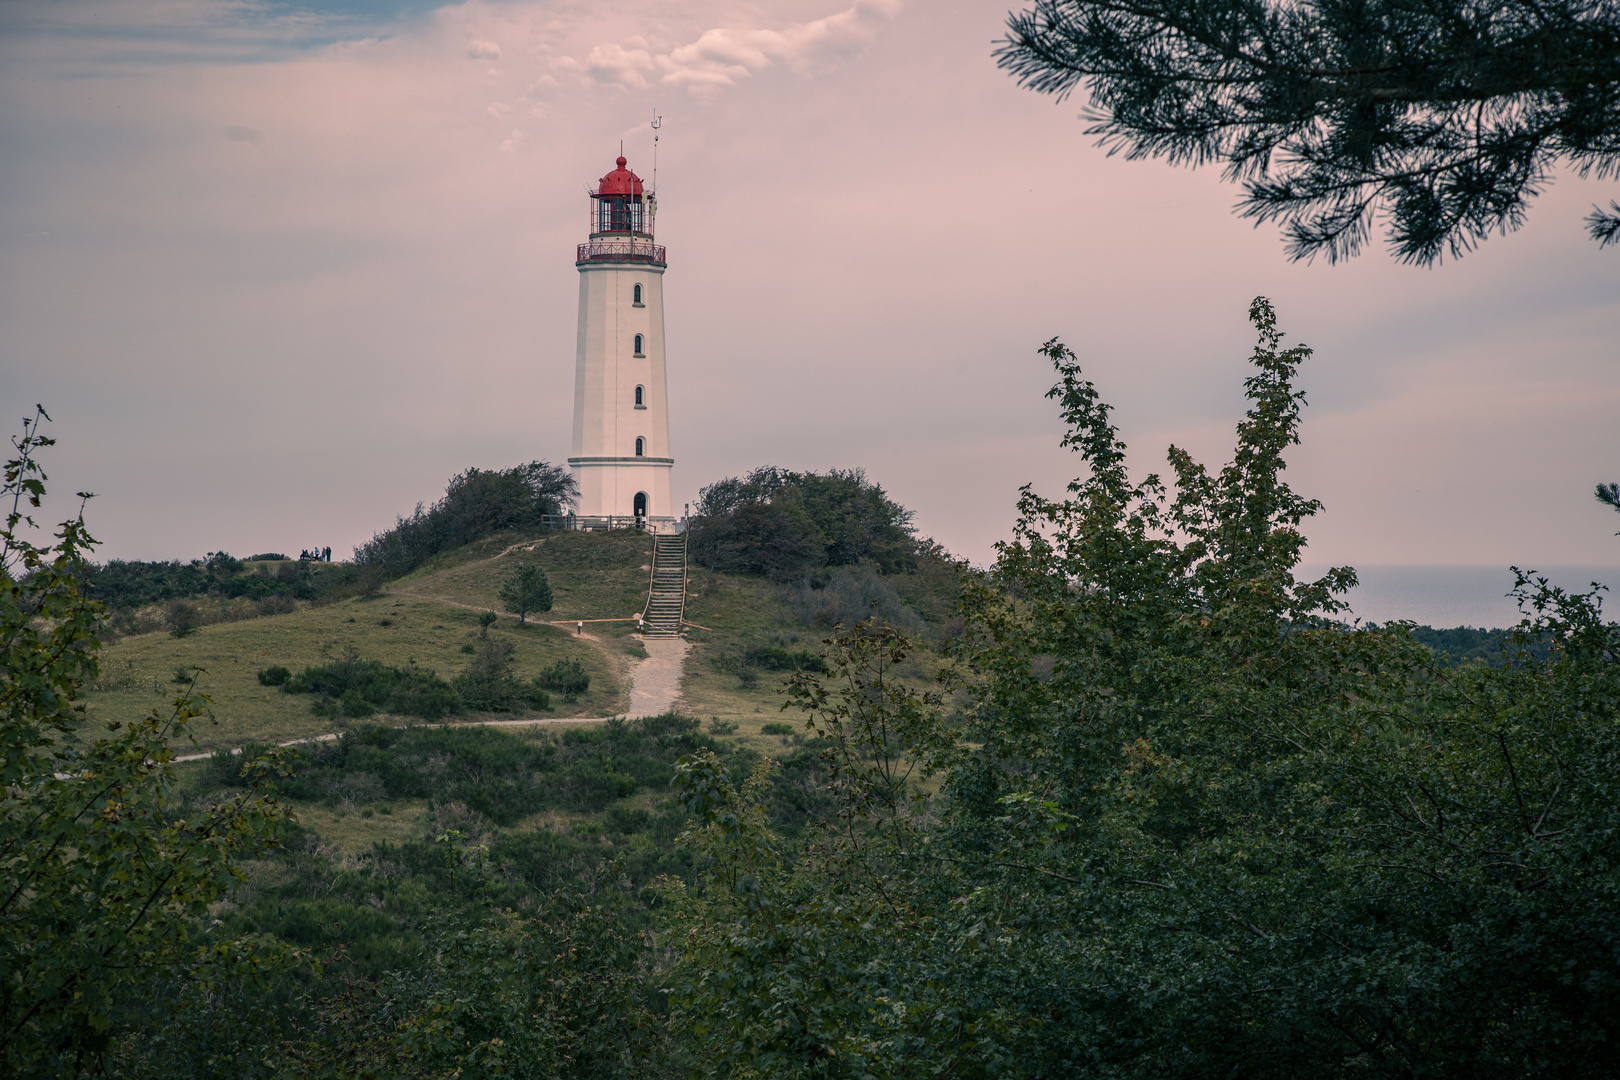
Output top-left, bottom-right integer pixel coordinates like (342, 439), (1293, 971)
(3, 0), (1618, 576)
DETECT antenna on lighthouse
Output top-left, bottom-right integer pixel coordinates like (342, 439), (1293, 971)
(649, 109), (662, 237)
(650, 110), (662, 196)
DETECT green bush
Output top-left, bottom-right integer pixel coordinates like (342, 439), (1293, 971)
(454, 637), (525, 712)
(165, 599), (198, 638)
(743, 644), (827, 673)
(536, 658), (590, 699)
(283, 655), (459, 720)
(256, 665), (290, 687)
(339, 689), (375, 718)
(788, 565), (926, 633)
(760, 722), (794, 736)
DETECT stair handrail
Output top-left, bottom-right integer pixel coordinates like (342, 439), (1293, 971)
(675, 534), (688, 631)
(639, 535), (659, 627)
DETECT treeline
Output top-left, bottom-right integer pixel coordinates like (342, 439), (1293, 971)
(84, 552), (364, 638)
(87, 552), (317, 609)
(355, 461), (576, 579)
(1408, 622), (1554, 665)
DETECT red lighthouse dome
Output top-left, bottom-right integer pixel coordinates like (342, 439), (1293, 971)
(596, 155), (644, 197)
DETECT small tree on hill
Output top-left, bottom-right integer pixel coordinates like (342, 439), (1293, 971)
(499, 563), (553, 625)
(165, 598), (198, 638)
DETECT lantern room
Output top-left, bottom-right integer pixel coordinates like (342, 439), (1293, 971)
(591, 155), (651, 237)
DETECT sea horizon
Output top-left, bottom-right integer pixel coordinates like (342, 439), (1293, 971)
(1296, 564), (1620, 630)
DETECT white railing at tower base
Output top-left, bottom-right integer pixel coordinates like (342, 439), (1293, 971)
(541, 514), (683, 534)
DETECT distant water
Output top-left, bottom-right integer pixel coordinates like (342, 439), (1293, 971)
(1295, 564), (1620, 630)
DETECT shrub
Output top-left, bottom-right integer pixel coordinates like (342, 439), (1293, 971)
(760, 722), (794, 736)
(789, 565), (926, 633)
(709, 651), (760, 688)
(743, 644), (827, 673)
(246, 553), (287, 561)
(454, 637), (524, 712)
(165, 599), (199, 638)
(283, 656), (459, 720)
(256, 666), (290, 687)
(255, 595), (297, 617)
(340, 689), (375, 719)
(537, 658), (591, 699)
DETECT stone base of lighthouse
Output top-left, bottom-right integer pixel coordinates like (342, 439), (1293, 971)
(567, 457), (674, 526)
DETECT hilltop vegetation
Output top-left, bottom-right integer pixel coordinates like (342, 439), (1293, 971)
(688, 466), (919, 578)
(355, 460), (575, 578)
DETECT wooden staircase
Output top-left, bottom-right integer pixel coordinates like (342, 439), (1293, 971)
(640, 532), (687, 637)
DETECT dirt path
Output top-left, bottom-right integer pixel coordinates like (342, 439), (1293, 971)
(628, 637), (688, 717)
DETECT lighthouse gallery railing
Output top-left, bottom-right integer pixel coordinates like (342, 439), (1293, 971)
(577, 238), (666, 263)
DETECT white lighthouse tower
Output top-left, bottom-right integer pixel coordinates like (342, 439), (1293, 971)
(568, 153), (674, 527)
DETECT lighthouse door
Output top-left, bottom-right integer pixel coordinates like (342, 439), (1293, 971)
(633, 492), (648, 519)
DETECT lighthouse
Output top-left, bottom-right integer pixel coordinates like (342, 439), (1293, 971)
(568, 153), (674, 527)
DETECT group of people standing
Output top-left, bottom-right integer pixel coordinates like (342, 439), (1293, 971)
(299, 546), (332, 562)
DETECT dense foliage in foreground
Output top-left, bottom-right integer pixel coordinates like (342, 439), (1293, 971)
(8, 299), (1619, 1076)
(1, 411), (297, 1075)
(657, 301), (1620, 1076)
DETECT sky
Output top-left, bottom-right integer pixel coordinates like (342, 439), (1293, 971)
(2, 0), (1618, 584)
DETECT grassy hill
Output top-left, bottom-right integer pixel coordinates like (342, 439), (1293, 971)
(82, 527), (939, 758)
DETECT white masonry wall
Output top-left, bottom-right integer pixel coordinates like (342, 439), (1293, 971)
(569, 261), (673, 518)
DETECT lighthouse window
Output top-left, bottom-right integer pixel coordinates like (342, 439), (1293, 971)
(634, 385), (644, 407)
(633, 283), (643, 305)
(634, 334), (645, 356)
(635, 437), (645, 457)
